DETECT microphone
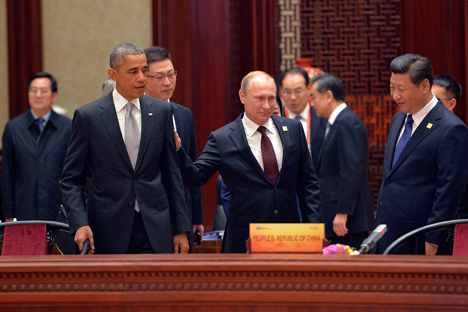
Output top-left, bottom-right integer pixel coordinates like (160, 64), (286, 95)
(358, 224), (387, 254)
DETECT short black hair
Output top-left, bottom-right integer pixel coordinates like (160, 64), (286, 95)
(279, 68), (309, 87)
(28, 72), (58, 93)
(311, 73), (345, 102)
(144, 46), (173, 64)
(433, 74), (462, 102)
(390, 54), (433, 87)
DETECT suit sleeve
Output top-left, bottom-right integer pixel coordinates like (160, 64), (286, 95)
(426, 124), (468, 245)
(295, 122), (323, 223)
(160, 108), (192, 235)
(59, 109), (91, 234)
(1, 124), (16, 219)
(177, 132), (221, 190)
(335, 116), (368, 215)
(186, 110), (204, 225)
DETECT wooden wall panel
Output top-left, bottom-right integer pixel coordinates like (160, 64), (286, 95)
(7, 0), (42, 119)
(400, 0), (467, 122)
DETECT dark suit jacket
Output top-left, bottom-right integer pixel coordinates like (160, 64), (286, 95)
(2, 109), (71, 221)
(60, 94), (192, 254)
(178, 114), (322, 253)
(315, 107), (375, 238)
(308, 107), (327, 165)
(171, 102), (203, 225)
(376, 101), (468, 254)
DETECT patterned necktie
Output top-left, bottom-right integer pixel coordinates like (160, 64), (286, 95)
(258, 126), (279, 185)
(125, 102), (141, 212)
(392, 114), (413, 168)
(37, 118), (45, 132)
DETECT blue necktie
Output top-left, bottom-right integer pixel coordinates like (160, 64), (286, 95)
(37, 118), (45, 132)
(392, 114), (413, 167)
(294, 115), (302, 121)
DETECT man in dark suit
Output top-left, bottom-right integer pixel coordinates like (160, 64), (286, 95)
(60, 43), (192, 254)
(310, 73), (374, 248)
(2, 72), (71, 222)
(376, 54), (468, 255)
(176, 71), (322, 253)
(143, 46), (204, 240)
(279, 68), (327, 164)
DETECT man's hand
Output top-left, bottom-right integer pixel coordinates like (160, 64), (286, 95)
(173, 232), (189, 254)
(174, 130), (181, 150)
(75, 225), (95, 255)
(193, 224), (205, 246)
(425, 241), (438, 256)
(333, 213), (348, 237)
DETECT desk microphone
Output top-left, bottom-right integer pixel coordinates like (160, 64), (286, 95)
(359, 224), (387, 254)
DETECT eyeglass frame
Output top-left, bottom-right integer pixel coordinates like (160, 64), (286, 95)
(282, 87), (307, 97)
(147, 70), (178, 82)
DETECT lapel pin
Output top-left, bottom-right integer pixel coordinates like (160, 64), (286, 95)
(148, 113), (153, 116)
(282, 126), (288, 131)
(426, 123), (433, 129)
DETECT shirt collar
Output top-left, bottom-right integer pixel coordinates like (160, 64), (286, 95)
(113, 89), (141, 113)
(242, 114), (276, 138)
(287, 103), (310, 120)
(30, 109), (51, 122)
(328, 103), (347, 125)
(411, 95), (438, 128)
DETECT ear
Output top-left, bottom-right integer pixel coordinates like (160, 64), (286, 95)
(448, 99), (457, 111)
(325, 90), (334, 102)
(108, 68), (117, 82)
(239, 90), (246, 105)
(421, 79), (430, 92)
(51, 92), (58, 104)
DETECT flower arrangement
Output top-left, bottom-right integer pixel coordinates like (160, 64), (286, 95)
(322, 244), (360, 256)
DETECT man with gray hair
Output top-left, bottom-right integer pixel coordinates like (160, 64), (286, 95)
(60, 43), (191, 254)
(176, 70), (322, 253)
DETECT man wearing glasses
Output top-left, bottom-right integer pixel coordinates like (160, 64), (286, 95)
(144, 46), (204, 243)
(2, 72), (71, 222)
(279, 68), (327, 165)
(432, 74), (462, 113)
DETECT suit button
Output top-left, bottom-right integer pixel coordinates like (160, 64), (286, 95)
(274, 210), (278, 214)
(129, 201), (134, 206)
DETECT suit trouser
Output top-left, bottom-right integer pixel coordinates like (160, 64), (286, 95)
(126, 210), (155, 254)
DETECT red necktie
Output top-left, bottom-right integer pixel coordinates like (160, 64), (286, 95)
(258, 126), (279, 185)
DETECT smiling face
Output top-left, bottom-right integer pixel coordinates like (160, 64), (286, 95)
(146, 59), (176, 101)
(108, 53), (148, 101)
(239, 75), (277, 125)
(28, 77), (57, 117)
(390, 73), (430, 114)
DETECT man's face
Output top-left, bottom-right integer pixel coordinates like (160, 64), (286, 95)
(432, 84), (456, 112)
(310, 82), (330, 119)
(239, 76), (277, 125)
(146, 59), (176, 101)
(108, 54), (148, 101)
(281, 74), (310, 114)
(390, 73), (429, 114)
(28, 77), (56, 116)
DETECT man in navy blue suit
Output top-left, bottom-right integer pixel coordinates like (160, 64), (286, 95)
(176, 71), (322, 253)
(376, 54), (468, 255)
(144, 46), (204, 241)
(310, 73), (374, 248)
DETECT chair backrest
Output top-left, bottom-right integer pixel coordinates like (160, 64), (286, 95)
(1, 223), (48, 255)
(453, 223), (468, 256)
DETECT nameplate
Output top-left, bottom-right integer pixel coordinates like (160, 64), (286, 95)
(249, 223), (324, 253)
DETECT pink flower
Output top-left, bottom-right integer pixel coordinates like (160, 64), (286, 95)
(323, 244), (360, 256)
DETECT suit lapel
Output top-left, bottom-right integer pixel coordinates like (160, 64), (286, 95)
(389, 103), (443, 174)
(99, 95), (133, 169)
(171, 102), (188, 151)
(229, 115), (272, 184)
(316, 108), (345, 169)
(272, 115), (289, 183)
(137, 96), (156, 171)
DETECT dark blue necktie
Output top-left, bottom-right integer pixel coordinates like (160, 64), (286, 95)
(36, 118), (45, 132)
(294, 115), (302, 121)
(392, 114), (413, 167)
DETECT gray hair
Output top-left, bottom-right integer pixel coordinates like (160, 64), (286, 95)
(109, 43), (145, 70)
(240, 71), (276, 94)
(102, 77), (116, 97)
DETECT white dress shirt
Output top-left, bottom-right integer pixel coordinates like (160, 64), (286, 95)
(113, 89), (142, 142)
(242, 115), (283, 171)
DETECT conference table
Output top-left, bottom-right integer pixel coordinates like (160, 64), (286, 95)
(1, 252), (468, 311)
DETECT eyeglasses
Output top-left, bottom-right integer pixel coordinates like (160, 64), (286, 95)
(282, 88), (305, 97)
(147, 70), (177, 82)
(29, 88), (51, 95)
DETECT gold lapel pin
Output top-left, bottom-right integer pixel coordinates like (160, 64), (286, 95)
(282, 126), (288, 131)
(148, 113), (153, 116)
(426, 123), (433, 129)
